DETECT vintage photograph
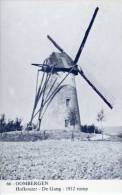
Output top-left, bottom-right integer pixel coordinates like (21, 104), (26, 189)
(0, 0), (122, 181)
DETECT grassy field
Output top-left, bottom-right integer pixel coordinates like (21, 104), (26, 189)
(0, 140), (122, 180)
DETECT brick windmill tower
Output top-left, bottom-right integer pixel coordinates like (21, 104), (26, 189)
(29, 7), (112, 132)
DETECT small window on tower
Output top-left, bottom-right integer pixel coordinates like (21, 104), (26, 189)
(65, 119), (69, 127)
(66, 98), (70, 107)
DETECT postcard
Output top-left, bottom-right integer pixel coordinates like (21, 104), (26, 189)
(0, 0), (122, 194)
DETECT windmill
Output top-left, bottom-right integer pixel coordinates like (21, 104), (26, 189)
(29, 7), (113, 131)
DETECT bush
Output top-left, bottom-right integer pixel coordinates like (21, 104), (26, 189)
(25, 123), (37, 131)
(117, 133), (122, 138)
(0, 114), (23, 133)
(81, 124), (101, 134)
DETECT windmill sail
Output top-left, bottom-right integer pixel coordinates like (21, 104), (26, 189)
(74, 7), (99, 64)
(47, 35), (64, 53)
(78, 68), (113, 109)
(83, 69), (115, 104)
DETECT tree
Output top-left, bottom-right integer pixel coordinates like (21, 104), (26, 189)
(0, 114), (6, 133)
(68, 108), (78, 141)
(14, 118), (22, 131)
(6, 119), (14, 132)
(96, 109), (105, 140)
(68, 108), (78, 130)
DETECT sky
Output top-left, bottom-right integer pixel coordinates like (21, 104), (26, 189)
(0, 0), (122, 126)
